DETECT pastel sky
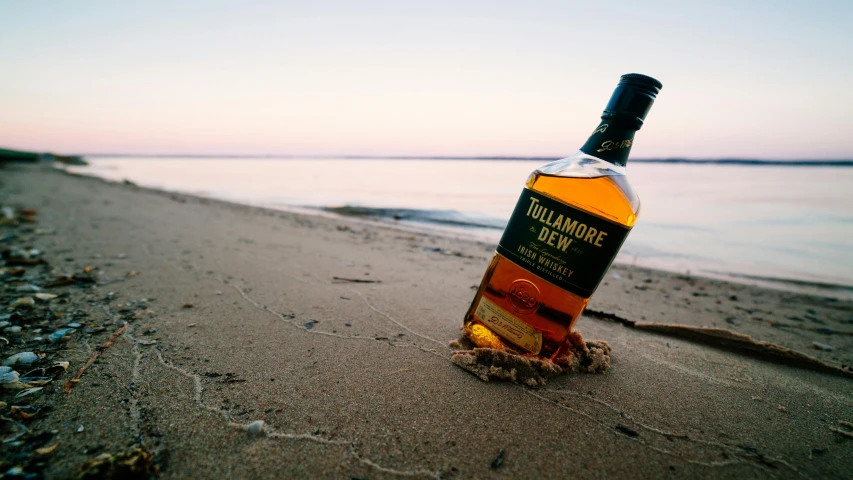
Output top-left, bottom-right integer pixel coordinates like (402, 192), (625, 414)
(2, 1), (852, 158)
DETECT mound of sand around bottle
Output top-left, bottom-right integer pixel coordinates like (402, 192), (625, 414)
(449, 328), (611, 387)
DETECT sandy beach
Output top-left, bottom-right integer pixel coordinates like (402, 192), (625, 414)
(1, 164), (851, 478)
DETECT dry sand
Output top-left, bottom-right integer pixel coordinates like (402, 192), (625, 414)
(1, 164), (852, 478)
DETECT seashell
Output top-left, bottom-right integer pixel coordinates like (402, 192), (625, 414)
(34, 293), (57, 302)
(23, 361), (69, 378)
(14, 387), (43, 399)
(48, 328), (75, 343)
(22, 367), (45, 377)
(9, 297), (35, 309)
(11, 405), (40, 419)
(35, 443), (58, 455)
(47, 361), (70, 376)
(14, 285), (40, 293)
(66, 322), (83, 328)
(2, 420), (26, 444)
(3, 326), (21, 334)
(0, 371), (20, 384)
(3, 352), (38, 366)
(4, 466), (23, 475)
(18, 376), (51, 386)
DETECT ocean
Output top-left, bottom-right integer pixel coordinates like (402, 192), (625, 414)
(67, 157), (853, 294)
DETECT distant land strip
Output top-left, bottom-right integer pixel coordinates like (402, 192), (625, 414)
(77, 154), (853, 166)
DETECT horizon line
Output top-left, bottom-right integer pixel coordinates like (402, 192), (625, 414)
(76, 153), (853, 166)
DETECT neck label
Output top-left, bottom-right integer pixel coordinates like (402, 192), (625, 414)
(580, 121), (636, 166)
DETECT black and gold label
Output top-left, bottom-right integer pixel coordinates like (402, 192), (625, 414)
(496, 188), (630, 298)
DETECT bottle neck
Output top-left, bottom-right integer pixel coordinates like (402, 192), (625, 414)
(579, 120), (637, 167)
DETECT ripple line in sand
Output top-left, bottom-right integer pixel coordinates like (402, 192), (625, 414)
(126, 330), (145, 446)
(525, 390), (782, 474)
(233, 249), (446, 349)
(528, 388), (804, 477)
(350, 451), (442, 479)
(224, 279), (447, 359)
(349, 288), (447, 349)
(152, 347), (443, 478)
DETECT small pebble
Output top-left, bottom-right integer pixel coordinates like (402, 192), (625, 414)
(9, 297), (35, 309)
(812, 341), (833, 352)
(247, 420), (265, 435)
(14, 284), (40, 293)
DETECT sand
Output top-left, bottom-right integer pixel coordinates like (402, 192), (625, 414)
(1, 163), (852, 478)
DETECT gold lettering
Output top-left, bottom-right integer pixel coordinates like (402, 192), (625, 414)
(526, 197), (539, 216)
(574, 224), (587, 239)
(537, 226), (550, 241)
(552, 214), (564, 230)
(547, 230), (559, 247)
(557, 235), (573, 252)
(595, 231), (607, 247)
(584, 227), (598, 244)
(532, 204), (543, 220)
(597, 138), (633, 152)
(562, 219), (578, 235)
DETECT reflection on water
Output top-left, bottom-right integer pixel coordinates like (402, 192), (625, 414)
(70, 157), (853, 289)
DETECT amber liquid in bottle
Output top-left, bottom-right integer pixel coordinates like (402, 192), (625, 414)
(464, 165), (640, 358)
(463, 73), (660, 359)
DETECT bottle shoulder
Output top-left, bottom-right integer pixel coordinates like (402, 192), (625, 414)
(526, 152), (640, 227)
(535, 151), (628, 178)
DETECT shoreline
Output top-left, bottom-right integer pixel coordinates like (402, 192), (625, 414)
(2, 164), (851, 478)
(61, 165), (853, 300)
(52, 165), (853, 370)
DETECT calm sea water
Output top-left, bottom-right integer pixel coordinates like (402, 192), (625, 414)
(68, 157), (853, 291)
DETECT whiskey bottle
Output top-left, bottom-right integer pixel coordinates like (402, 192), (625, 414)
(464, 73), (662, 359)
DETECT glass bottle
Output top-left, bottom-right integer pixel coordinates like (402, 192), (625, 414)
(463, 73), (662, 359)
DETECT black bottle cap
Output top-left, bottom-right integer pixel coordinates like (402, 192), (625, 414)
(601, 73), (662, 130)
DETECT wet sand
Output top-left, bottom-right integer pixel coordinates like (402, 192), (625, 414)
(1, 164), (852, 478)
